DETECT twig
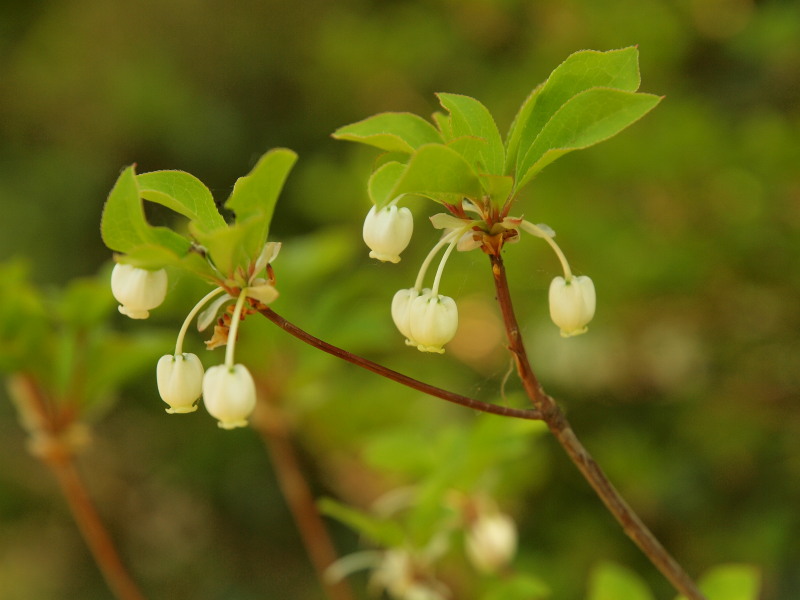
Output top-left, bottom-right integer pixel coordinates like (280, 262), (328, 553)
(256, 305), (543, 421)
(251, 383), (356, 600)
(8, 374), (146, 600)
(487, 252), (707, 600)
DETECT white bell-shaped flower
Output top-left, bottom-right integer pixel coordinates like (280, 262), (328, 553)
(363, 205), (414, 263)
(549, 275), (596, 337)
(408, 291), (458, 354)
(465, 511), (518, 574)
(391, 288), (421, 346)
(111, 263), (168, 319)
(202, 364), (257, 429)
(156, 353), (204, 414)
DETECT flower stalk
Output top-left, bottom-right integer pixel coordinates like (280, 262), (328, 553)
(487, 252), (707, 600)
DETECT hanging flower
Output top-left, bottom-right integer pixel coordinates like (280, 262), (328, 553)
(156, 353), (204, 413)
(110, 263), (168, 319)
(408, 291), (458, 354)
(363, 205), (414, 263)
(391, 288), (421, 346)
(549, 275), (596, 337)
(465, 510), (518, 574)
(202, 364), (257, 429)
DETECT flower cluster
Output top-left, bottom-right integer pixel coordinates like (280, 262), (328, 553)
(110, 242), (282, 429)
(362, 199), (595, 349)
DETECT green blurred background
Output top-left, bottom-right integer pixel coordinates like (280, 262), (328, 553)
(1, 0), (798, 598)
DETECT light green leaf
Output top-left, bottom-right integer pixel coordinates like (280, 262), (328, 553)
(101, 166), (190, 256)
(515, 88), (661, 192)
(368, 161), (407, 206)
(588, 562), (655, 600)
(479, 173), (514, 206)
(389, 143), (483, 205)
(332, 112), (443, 153)
(437, 93), (505, 175)
(318, 497), (405, 548)
(676, 564), (761, 600)
(506, 47), (642, 172)
(432, 111), (453, 138)
(190, 217), (263, 279)
(225, 148), (297, 260)
(480, 575), (550, 600)
(118, 244), (218, 281)
(137, 170), (226, 234)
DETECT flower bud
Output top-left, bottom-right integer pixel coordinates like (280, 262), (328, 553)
(391, 288), (421, 346)
(465, 512), (518, 574)
(202, 364), (257, 429)
(409, 291), (458, 353)
(549, 275), (596, 337)
(156, 353), (204, 414)
(111, 263), (168, 319)
(363, 205), (414, 263)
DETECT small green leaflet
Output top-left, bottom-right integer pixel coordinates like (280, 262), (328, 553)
(331, 112), (443, 153)
(588, 562), (655, 600)
(137, 170), (226, 234)
(223, 148), (298, 266)
(101, 149), (297, 279)
(437, 92), (505, 176)
(100, 166), (191, 258)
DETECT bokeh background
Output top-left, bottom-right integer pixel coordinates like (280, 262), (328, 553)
(1, 0), (799, 598)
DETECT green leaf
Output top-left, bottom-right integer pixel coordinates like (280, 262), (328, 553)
(137, 170), (226, 234)
(588, 562), (655, 600)
(676, 564), (761, 600)
(368, 161), (407, 206)
(432, 111), (453, 138)
(437, 93), (505, 175)
(515, 88), (662, 192)
(506, 47), (642, 172)
(332, 112), (443, 153)
(101, 167), (191, 256)
(318, 497), (405, 547)
(224, 148), (298, 261)
(387, 143), (483, 206)
(119, 244), (218, 281)
(190, 217), (263, 279)
(481, 574), (550, 600)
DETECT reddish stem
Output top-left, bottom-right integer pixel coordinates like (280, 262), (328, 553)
(488, 253), (707, 600)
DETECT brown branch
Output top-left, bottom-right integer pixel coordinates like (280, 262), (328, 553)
(256, 305), (543, 421)
(487, 253), (707, 600)
(251, 386), (355, 600)
(7, 374), (146, 600)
